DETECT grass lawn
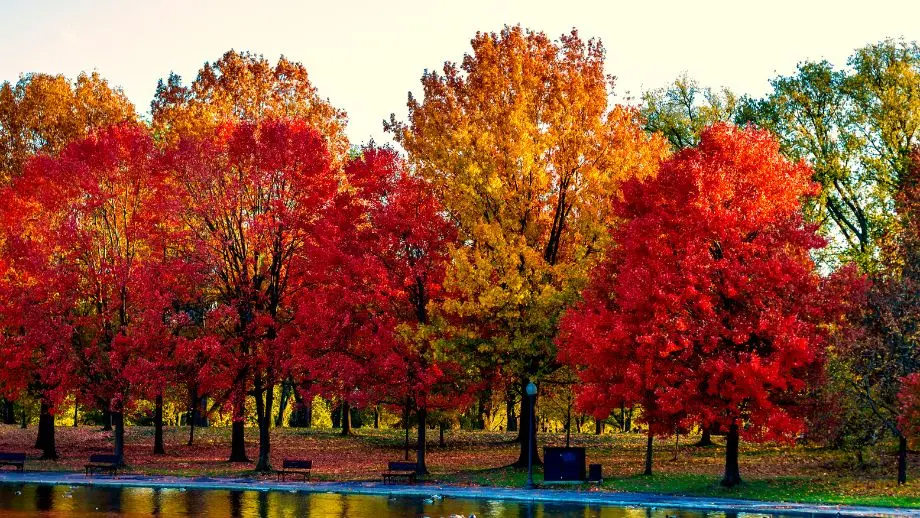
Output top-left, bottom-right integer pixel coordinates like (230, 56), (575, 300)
(2, 424), (919, 508)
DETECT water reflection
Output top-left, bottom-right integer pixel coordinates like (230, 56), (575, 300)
(0, 483), (808, 517)
(35, 483), (53, 510)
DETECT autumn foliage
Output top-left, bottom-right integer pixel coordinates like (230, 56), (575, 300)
(0, 33), (905, 488)
(558, 124), (862, 485)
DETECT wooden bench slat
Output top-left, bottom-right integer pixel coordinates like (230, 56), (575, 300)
(277, 458), (312, 482)
(282, 459), (312, 469)
(85, 454), (119, 476)
(386, 461), (417, 471)
(382, 461), (418, 484)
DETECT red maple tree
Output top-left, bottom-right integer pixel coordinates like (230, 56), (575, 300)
(559, 123), (860, 486)
(288, 146), (469, 474)
(347, 146), (467, 473)
(1, 123), (173, 462)
(165, 118), (340, 472)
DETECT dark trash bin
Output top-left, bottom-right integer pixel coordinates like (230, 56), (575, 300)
(544, 447), (586, 482)
(588, 463), (603, 483)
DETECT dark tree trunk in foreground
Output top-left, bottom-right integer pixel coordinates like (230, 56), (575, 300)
(331, 404), (341, 429)
(644, 432), (653, 475)
(595, 418), (603, 435)
(340, 401), (352, 436)
(439, 421), (446, 447)
(374, 406), (380, 429)
(73, 404), (78, 427)
(254, 375), (274, 472)
(898, 435), (908, 485)
(153, 393), (165, 455)
(228, 397), (248, 462)
(113, 411), (125, 466)
(36, 402), (57, 460)
(3, 400), (16, 425)
(721, 423), (741, 487)
(696, 428), (713, 447)
(229, 421), (248, 462)
(102, 409), (112, 431)
(416, 407), (428, 475)
(514, 378), (541, 467)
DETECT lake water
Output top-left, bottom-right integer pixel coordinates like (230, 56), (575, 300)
(0, 483), (809, 517)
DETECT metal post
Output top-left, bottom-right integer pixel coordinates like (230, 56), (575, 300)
(525, 381), (537, 489)
(526, 392), (534, 488)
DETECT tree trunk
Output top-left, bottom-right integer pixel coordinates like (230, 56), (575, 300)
(35, 408), (47, 448)
(476, 390), (490, 430)
(20, 406), (26, 429)
(194, 396), (209, 427)
(565, 398), (572, 448)
(289, 389), (310, 428)
(254, 377), (274, 472)
(514, 378), (541, 467)
(416, 407), (428, 475)
(228, 397), (248, 462)
(73, 404), (78, 427)
(721, 422), (742, 487)
(439, 421), (446, 447)
(672, 432), (679, 461)
(696, 428), (714, 447)
(2, 400), (15, 425)
(644, 432), (653, 475)
(403, 398), (410, 461)
(113, 411), (125, 466)
(36, 402), (57, 460)
(341, 401), (352, 436)
(506, 389), (517, 432)
(374, 405), (380, 429)
(153, 393), (165, 455)
(275, 381), (291, 428)
(898, 435), (908, 485)
(102, 408), (112, 431)
(331, 404), (341, 428)
(595, 418), (603, 435)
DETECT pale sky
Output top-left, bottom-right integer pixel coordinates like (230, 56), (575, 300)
(1, 0), (919, 146)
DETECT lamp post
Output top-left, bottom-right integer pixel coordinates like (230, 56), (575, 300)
(525, 381), (538, 489)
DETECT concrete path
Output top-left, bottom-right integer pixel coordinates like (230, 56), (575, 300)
(0, 471), (917, 517)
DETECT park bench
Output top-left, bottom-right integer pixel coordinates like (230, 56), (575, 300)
(277, 459), (312, 481)
(84, 454), (120, 476)
(0, 452), (26, 472)
(382, 461), (417, 484)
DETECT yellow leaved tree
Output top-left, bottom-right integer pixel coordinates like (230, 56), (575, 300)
(151, 50), (349, 161)
(387, 26), (667, 465)
(0, 71), (136, 185)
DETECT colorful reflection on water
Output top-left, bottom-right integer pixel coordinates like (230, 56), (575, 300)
(0, 484), (803, 517)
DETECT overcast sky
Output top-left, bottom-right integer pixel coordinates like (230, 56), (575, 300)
(2, 0), (919, 146)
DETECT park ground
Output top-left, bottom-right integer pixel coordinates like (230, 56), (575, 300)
(2, 425), (920, 508)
